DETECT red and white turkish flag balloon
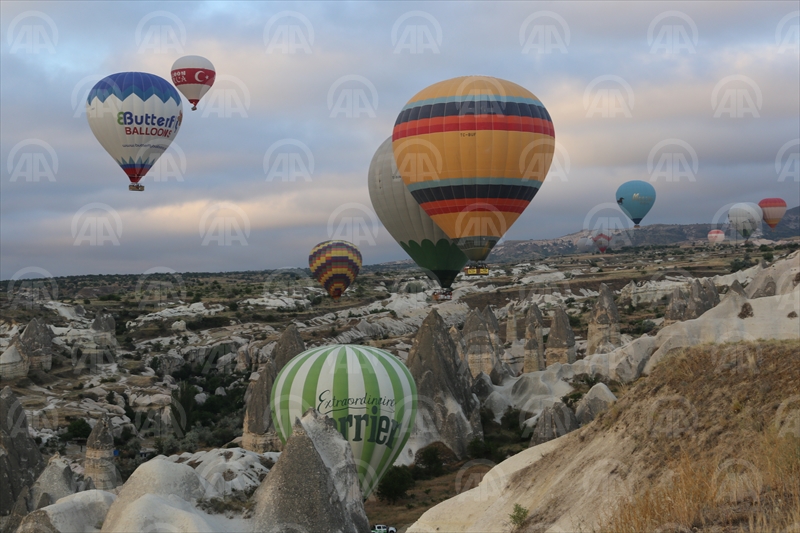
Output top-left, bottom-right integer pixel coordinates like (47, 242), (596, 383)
(170, 55), (215, 110)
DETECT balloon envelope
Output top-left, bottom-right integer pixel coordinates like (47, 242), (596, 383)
(271, 344), (417, 498)
(616, 180), (656, 226)
(758, 198), (786, 229)
(708, 229), (725, 244)
(368, 137), (468, 288)
(309, 240), (362, 300)
(392, 76), (555, 262)
(171, 55), (216, 110)
(592, 229), (611, 253)
(728, 203), (762, 239)
(86, 72), (183, 185)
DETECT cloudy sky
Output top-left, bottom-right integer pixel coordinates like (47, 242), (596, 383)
(1, 1), (798, 279)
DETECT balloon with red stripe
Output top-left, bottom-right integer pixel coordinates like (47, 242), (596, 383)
(392, 76), (555, 262)
(707, 229), (725, 245)
(309, 240), (362, 301)
(592, 230), (611, 253)
(170, 56), (216, 111)
(758, 198), (786, 229)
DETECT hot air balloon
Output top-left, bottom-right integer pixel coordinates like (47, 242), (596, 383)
(170, 55), (216, 111)
(592, 229), (611, 253)
(392, 76), (555, 269)
(758, 198), (787, 229)
(728, 203), (762, 241)
(271, 344), (417, 498)
(368, 137), (468, 291)
(86, 72), (183, 191)
(616, 180), (656, 228)
(309, 240), (362, 300)
(708, 229), (725, 244)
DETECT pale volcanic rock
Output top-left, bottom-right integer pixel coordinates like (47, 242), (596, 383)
(0, 386), (45, 515)
(271, 324), (305, 373)
(523, 304), (546, 372)
(241, 360), (282, 453)
(586, 284), (621, 355)
(545, 306), (576, 365)
(575, 383), (617, 425)
(85, 415), (119, 491)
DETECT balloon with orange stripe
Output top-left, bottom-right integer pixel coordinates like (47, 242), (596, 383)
(758, 198), (786, 229)
(392, 76), (555, 261)
(308, 240), (362, 300)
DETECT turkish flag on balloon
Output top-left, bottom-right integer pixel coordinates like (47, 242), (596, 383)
(170, 55), (215, 110)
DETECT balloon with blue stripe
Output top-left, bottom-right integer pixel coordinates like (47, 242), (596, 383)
(616, 180), (656, 228)
(86, 72), (183, 191)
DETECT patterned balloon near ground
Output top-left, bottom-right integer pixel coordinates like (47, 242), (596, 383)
(392, 76), (555, 262)
(308, 240), (362, 300)
(758, 198), (786, 229)
(368, 136), (468, 289)
(271, 345), (417, 498)
(86, 72), (183, 185)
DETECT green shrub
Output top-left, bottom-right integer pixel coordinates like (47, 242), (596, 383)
(376, 465), (415, 503)
(509, 503), (529, 529)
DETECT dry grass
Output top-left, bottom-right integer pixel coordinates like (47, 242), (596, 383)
(601, 340), (800, 533)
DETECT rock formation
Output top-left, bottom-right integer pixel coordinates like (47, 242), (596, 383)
(17, 490), (116, 533)
(523, 305), (546, 372)
(404, 309), (483, 460)
(544, 306), (576, 365)
(251, 409), (369, 533)
(0, 386), (45, 516)
(586, 284), (621, 355)
(0, 344), (28, 380)
(505, 306), (517, 343)
(29, 453), (78, 509)
(85, 415), (119, 490)
(482, 306), (502, 349)
(664, 287), (688, 323)
(242, 360), (283, 453)
(685, 278), (715, 319)
(271, 323), (306, 373)
(461, 308), (498, 378)
(728, 279), (747, 297)
(530, 401), (579, 445)
(575, 383), (617, 425)
(18, 318), (54, 372)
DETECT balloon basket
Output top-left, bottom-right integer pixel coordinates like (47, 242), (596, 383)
(464, 263), (489, 276)
(128, 184), (144, 192)
(432, 289), (453, 302)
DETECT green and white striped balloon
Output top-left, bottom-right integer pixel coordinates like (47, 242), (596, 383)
(270, 344), (417, 498)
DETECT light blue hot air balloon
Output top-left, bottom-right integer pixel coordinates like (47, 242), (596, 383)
(616, 180), (656, 228)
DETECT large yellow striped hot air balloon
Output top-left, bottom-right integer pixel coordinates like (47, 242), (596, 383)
(392, 76), (555, 263)
(308, 240), (362, 300)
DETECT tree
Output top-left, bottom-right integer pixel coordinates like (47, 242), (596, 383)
(376, 466), (414, 503)
(419, 446), (444, 477)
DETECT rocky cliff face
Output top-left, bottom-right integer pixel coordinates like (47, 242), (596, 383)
(403, 309), (483, 461)
(0, 386), (45, 516)
(242, 361), (282, 453)
(523, 305), (545, 372)
(545, 306), (576, 365)
(461, 309), (498, 378)
(271, 324), (306, 373)
(586, 284), (621, 355)
(19, 318), (54, 372)
(85, 415), (119, 491)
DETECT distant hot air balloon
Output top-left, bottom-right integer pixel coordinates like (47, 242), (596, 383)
(271, 344), (417, 498)
(728, 203), (763, 241)
(392, 76), (555, 264)
(368, 137), (468, 289)
(616, 180), (656, 228)
(592, 230), (611, 253)
(309, 240), (362, 300)
(758, 198), (787, 229)
(170, 56), (216, 111)
(86, 72), (183, 191)
(708, 229), (725, 244)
